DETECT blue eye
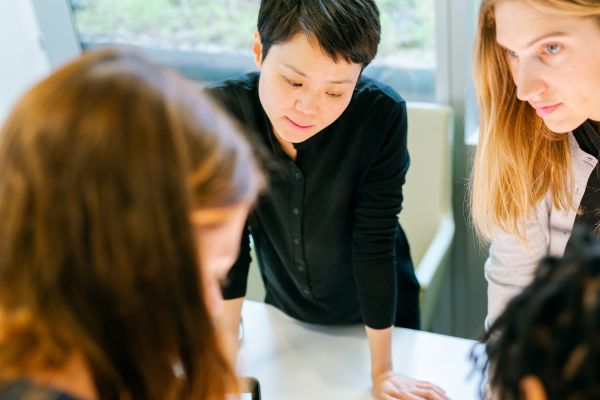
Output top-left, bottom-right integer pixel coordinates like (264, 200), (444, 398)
(545, 44), (562, 55)
(506, 49), (518, 58)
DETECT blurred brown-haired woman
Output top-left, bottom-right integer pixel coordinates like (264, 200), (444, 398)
(0, 48), (264, 400)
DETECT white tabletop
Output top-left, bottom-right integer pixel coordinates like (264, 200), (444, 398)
(237, 300), (483, 400)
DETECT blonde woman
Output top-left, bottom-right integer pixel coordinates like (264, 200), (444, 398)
(471, 0), (600, 325)
(0, 49), (263, 399)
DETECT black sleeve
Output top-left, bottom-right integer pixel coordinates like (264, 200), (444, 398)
(204, 83), (252, 299)
(205, 79), (262, 299)
(221, 224), (252, 299)
(352, 100), (409, 329)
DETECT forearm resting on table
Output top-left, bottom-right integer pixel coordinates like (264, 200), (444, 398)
(365, 325), (394, 379)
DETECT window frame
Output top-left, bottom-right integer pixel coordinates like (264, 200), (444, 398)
(33, 0), (440, 102)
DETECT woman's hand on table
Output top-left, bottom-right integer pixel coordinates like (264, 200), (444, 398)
(372, 371), (449, 400)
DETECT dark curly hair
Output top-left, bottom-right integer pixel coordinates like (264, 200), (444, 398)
(473, 228), (600, 400)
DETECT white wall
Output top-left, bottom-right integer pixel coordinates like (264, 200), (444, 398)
(0, 0), (50, 123)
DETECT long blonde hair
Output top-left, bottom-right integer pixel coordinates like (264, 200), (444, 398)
(471, 0), (600, 241)
(0, 49), (263, 399)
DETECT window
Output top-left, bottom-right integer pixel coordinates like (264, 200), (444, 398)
(68, 0), (436, 100)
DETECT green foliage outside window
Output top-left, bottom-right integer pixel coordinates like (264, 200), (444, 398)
(72, 0), (435, 67)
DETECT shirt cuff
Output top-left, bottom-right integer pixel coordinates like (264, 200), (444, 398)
(358, 292), (396, 329)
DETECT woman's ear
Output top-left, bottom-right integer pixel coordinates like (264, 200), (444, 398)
(519, 376), (547, 400)
(252, 30), (263, 69)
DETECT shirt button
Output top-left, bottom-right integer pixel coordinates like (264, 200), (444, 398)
(297, 265), (305, 272)
(292, 208), (300, 215)
(293, 238), (300, 245)
(295, 172), (302, 179)
(302, 288), (310, 296)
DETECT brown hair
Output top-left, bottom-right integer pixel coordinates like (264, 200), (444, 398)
(0, 48), (263, 399)
(470, 0), (600, 242)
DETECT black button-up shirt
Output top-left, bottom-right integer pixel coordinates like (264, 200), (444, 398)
(207, 72), (419, 329)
